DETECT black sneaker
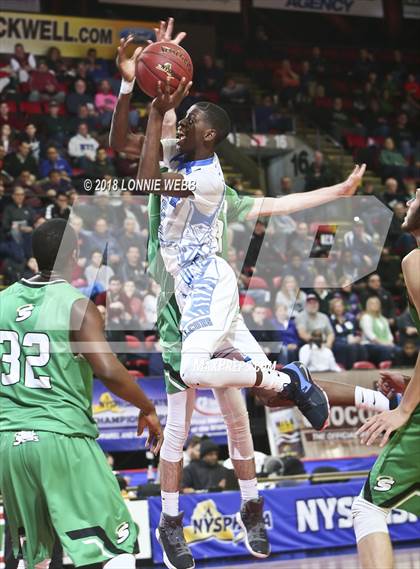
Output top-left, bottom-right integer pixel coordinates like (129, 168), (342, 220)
(281, 361), (330, 431)
(236, 497), (270, 558)
(156, 512), (195, 569)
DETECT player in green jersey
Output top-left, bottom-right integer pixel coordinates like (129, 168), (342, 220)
(353, 188), (420, 569)
(0, 219), (163, 569)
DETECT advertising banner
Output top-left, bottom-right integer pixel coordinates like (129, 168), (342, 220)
(253, 0), (384, 18)
(93, 377), (228, 451)
(99, 0), (241, 12)
(403, 0), (420, 18)
(0, 12), (156, 58)
(148, 482), (420, 563)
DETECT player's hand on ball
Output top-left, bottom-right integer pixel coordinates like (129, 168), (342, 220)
(116, 35), (143, 83)
(339, 163), (366, 196)
(152, 17), (186, 45)
(138, 410), (163, 455)
(357, 407), (410, 447)
(153, 76), (192, 115)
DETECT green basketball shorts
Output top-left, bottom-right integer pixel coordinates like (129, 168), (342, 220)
(0, 431), (139, 568)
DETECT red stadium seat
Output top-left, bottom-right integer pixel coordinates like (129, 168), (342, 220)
(5, 100), (17, 113)
(128, 370), (144, 379)
(125, 335), (142, 350)
(352, 361), (376, 370)
(20, 101), (42, 114)
(379, 360), (392, 370)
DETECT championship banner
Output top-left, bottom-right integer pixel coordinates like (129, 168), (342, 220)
(403, 0), (420, 18)
(253, 0), (384, 17)
(148, 483), (420, 563)
(99, 0), (241, 12)
(0, 12), (156, 58)
(93, 377), (228, 451)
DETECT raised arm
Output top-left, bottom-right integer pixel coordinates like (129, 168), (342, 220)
(244, 164), (366, 220)
(71, 299), (163, 454)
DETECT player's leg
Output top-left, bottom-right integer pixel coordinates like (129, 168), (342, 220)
(352, 405), (420, 569)
(158, 387), (196, 569)
(0, 432), (55, 569)
(212, 387), (270, 558)
(37, 432), (138, 568)
(178, 257), (290, 392)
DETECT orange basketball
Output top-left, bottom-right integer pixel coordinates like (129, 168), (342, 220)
(136, 41), (193, 98)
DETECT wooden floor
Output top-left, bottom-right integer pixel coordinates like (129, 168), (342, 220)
(198, 547), (420, 568)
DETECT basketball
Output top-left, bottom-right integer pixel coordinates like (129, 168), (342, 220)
(136, 41), (193, 98)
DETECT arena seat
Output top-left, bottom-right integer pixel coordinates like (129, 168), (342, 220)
(20, 101), (42, 114)
(379, 360), (392, 369)
(125, 334), (142, 350)
(352, 361), (376, 370)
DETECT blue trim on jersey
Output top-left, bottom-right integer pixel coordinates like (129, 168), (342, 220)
(176, 155), (215, 174)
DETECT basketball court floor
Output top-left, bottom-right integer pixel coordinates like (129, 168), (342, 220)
(195, 546), (420, 568)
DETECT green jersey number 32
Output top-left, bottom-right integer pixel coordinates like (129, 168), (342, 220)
(0, 331), (51, 389)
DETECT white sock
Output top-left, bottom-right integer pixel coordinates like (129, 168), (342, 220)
(161, 490), (180, 516)
(104, 554), (136, 569)
(259, 367), (291, 392)
(355, 386), (390, 412)
(239, 478), (259, 501)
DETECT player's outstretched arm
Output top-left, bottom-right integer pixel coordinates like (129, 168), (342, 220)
(244, 164), (366, 220)
(71, 299), (163, 454)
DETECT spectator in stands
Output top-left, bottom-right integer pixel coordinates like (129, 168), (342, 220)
(95, 276), (129, 312)
(281, 252), (314, 287)
(299, 60), (316, 100)
(122, 280), (144, 327)
(113, 191), (146, 231)
(85, 47), (109, 83)
(85, 147), (116, 178)
(404, 73), (420, 101)
(353, 48), (376, 82)
(15, 170), (41, 210)
(119, 246), (149, 294)
(84, 250), (114, 290)
(28, 60), (65, 103)
(196, 54), (224, 93)
(299, 329), (341, 373)
(117, 217), (147, 255)
(361, 273), (396, 325)
(275, 275), (307, 317)
(4, 141), (38, 178)
(329, 97), (352, 142)
(87, 218), (120, 265)
(329, 297), (367, 370)
(379, 137), (408, 181)
(360, 296), (396, 364)
(392, 112), (414, 158)
(70, 62), (96, 95)
(343, 218), (377, 271)
(304, 150), (334, 191)
(382, 177), (405, 208)
(66, 79), (93, 115)
(9, 43), (36, 85)
(39, 146), (72, 179)
(310, 46), (327, 79)
(244, 304), (274, 356)
(273, 59), (300, 106)
(279, 176), (293, 195)
(220, 77), (249, 105)
(45, 46), (64, 75)
(69, 214), (90, 269)
(295, 293), (335, 350)
(94, 79), (117, 127)
(40, 168), (73, 195)
(68, 122), (99, 167)
(386, 202), (408, 253)
(183, 435), (201, 468)
(270, 211), (296, 254)
(336, 249), (360, 282)
(45, 193), (70, 220)
(1, 186), (34, 258)
(71, 103), (99, 134)
(393, 339), (418, 367)
(397, 307), (420, 347)
(42, 101), (69, 148)
(270, 303), (299, 364)
(0, 124), (14, 156)
(182, 439), (229, 493)
(143, 280), (160, 329)
(255, 95), (290, 133)
(288, 222), (313, 258)
(311, 274), (331, 314)
(20, 123), (41, 162)
(0, 102), (22, 130)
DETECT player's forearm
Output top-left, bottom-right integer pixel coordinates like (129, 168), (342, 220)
(246, 183), (346, 219)
(138, 107), (163, 181)
(109, 93), (132, 151)
(399, 354), (420, 416)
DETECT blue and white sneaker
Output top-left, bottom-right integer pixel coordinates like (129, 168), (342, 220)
(281, 361), (330, 431)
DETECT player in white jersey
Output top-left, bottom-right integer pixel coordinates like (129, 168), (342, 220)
(137, 76), (330, 569)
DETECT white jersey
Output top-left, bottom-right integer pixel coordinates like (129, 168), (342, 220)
(158, 139), (225, 276)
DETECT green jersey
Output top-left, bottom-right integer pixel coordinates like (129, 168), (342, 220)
(0, 279), (98, 438)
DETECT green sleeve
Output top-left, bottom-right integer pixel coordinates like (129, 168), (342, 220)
(225, 185), (255, 223)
